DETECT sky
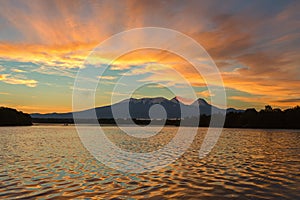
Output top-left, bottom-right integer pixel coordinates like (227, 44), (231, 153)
(0, 0), (299, 113)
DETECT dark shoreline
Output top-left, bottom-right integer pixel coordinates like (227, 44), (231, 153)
(1, 105), (300, 129)
(30, 105), (300, 129)
(31, 117), (300, 129)
(30, 123), (300, 131)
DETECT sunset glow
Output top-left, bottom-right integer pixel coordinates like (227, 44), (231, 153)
(0, 0), (299, 113)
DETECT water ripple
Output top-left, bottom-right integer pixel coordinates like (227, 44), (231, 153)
(0, 126), (299, 199)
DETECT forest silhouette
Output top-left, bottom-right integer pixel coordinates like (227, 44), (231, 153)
(0, 107), (32, 126)
(205, 105), (300, 129)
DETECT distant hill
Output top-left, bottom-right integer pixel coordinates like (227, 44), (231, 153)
(0, 107), (32, 126)
(31, 97), (243, 119)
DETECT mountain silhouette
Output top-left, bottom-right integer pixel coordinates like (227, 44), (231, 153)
(31, 97), (242, 119)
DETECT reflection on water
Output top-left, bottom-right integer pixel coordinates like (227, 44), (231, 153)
(0, 126), (299, 199)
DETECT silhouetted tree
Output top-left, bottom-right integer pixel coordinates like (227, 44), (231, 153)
(265, 105), (273, 112)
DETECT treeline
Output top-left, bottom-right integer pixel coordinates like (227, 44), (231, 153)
(178, 105), (300, 129)
(0, 107), (32, 126)
(223, 105), (300, 129)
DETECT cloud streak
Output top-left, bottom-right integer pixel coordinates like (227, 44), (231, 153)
(0, 74), (38, 87)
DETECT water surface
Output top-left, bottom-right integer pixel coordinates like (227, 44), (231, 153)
(0, 126), (299, 199)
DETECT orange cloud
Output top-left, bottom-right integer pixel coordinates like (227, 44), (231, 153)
(11, 68), (26, 73)
(0, 42), (96, 69)
(0, 74), (37, 87)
